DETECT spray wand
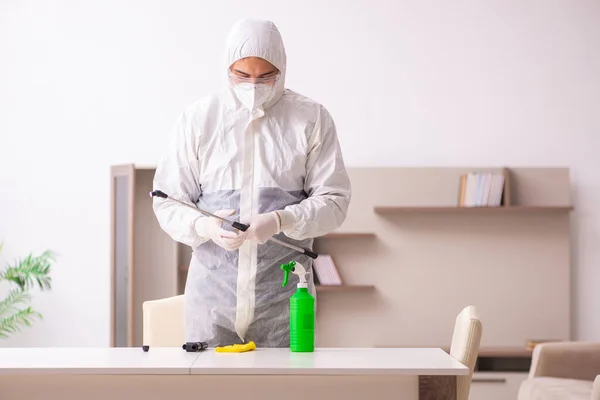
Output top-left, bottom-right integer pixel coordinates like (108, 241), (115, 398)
(150, 190), (318, 259)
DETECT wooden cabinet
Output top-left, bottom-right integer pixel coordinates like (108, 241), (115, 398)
(110, 165), (572, 353)
(470, 372), (529, 400)
(109, 165), (182, 347)
(468, 348), (532, 399)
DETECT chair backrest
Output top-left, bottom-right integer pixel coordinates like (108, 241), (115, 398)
(142, 295), (185, 347)
(449, 305), (483, 400)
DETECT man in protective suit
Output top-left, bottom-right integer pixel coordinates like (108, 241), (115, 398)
(153, 18), (351, 347)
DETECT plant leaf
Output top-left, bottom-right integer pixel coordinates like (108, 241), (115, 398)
(0, 307), (42, 339)
(1, 250), (56, 291)
(0, 289), (31, 318)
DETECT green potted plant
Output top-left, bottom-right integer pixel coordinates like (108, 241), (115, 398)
(0, 243), (56, 339)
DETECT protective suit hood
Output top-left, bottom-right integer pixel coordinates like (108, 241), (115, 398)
(225, 18), (287, 110)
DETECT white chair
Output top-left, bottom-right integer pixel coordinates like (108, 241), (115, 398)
(518, 341), (600, 400)
(142, 295), (185, 347)
(448, 305), (483, 400)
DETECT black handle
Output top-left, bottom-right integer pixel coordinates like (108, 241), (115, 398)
(304, 250), (318, 259)
(149, 190), (168, 199)
(232, 221), (250, 232)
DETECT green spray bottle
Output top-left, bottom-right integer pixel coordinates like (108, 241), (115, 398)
(280, 261), (315, 352)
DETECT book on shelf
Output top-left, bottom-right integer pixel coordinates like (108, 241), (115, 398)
(459, 171), (505, 207)
(312, 254), (342, 285)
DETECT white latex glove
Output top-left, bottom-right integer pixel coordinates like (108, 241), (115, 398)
(195, 209), (246, 251)
(244, 212), (280, 244)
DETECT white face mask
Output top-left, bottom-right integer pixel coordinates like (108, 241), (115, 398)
(231, 82), (275, 111)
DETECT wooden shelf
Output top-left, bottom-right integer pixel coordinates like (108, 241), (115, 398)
(376, 345), (533, 358)
(316, 284), (375, 292)
(374, 205), (573, 214)
(448, 346), (533, 358)
(476, 347), (533, 358)
(320, 232), (376, 239)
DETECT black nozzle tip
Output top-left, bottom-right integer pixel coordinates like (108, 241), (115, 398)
(142, 345), (149, 352)
(149, 190), (168, 199)
(305, 250), (318, 259)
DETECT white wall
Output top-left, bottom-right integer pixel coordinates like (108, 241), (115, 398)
(0, 0), (598, 346)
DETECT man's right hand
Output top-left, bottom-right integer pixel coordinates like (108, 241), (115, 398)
(194, 209), (246, 251)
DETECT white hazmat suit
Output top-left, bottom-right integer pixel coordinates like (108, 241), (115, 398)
(152, 18), (351, 347)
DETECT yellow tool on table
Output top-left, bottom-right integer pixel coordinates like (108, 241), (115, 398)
(215, 341), (256, 353)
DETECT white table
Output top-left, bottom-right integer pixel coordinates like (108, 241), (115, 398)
(0, 347), (468, 400)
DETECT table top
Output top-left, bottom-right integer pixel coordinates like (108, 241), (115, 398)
(0, 347), (199, 375)
(191, 347), (468, 375)
(0, 347), (469, 376)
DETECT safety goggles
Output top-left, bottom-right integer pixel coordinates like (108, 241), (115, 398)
(228, 70), (280, 86)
